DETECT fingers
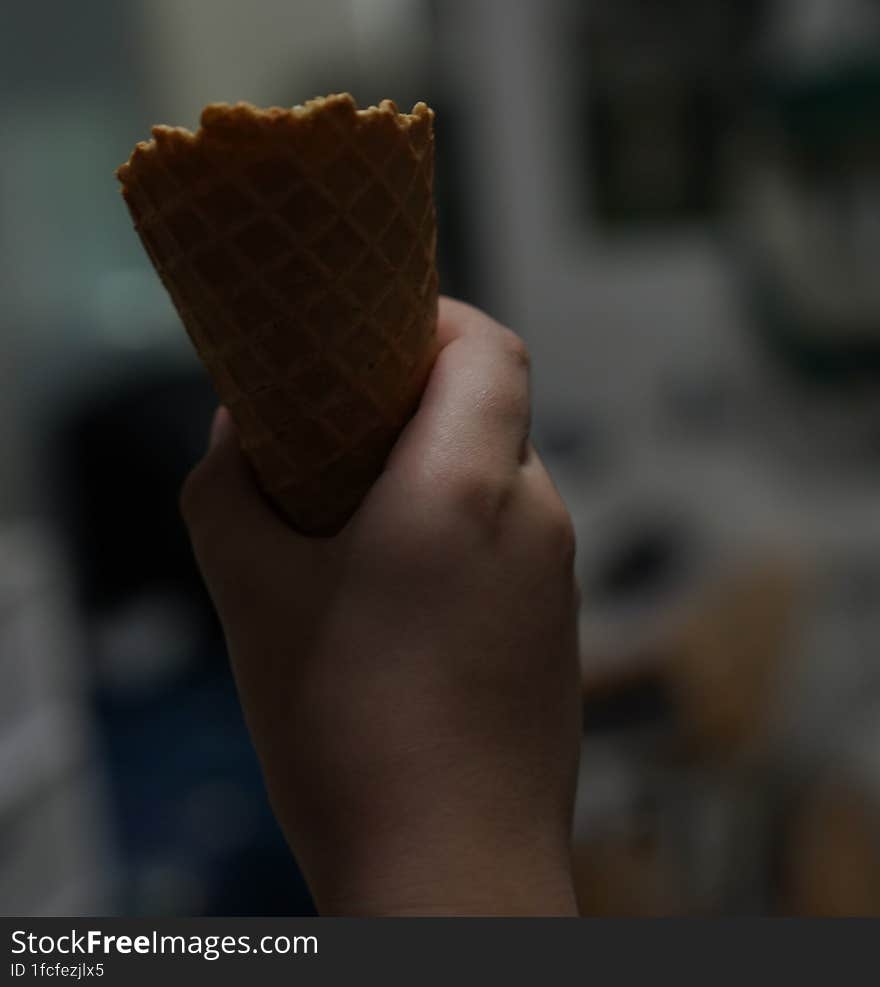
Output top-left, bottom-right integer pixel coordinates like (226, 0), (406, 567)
(180, 407), (312, 607)
(435, 296), (486, 347)
(187, 300), (533, 568)
(387, 297), (532, 487)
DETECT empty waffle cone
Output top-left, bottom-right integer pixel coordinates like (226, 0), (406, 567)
(116, 93), (439, 535)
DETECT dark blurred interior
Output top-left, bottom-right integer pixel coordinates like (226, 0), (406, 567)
(2, 0), (880, 916)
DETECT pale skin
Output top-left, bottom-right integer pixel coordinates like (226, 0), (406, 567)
(181, 298), (582, 916)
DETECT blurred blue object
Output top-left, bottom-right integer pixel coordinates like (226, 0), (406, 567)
(52, 361), (315, 916)
(96, 659), (315, 916)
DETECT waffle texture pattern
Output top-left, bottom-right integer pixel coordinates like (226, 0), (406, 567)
(117, 94), (439, 534)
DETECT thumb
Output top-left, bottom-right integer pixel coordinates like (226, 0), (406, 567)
(180, 407), (308, 606)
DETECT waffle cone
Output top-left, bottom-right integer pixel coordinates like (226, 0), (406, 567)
(117, 94), (439, 534)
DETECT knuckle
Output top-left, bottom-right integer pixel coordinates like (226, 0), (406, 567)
(500, 328), (531, 373)
(541, 497), (577, 568)
(490, 372), (530, 424)
(178, 459), (214, 538)
(488, 331), (531, 436)
(438, 467), (517, 536)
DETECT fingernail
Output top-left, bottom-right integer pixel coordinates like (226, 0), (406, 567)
(208, 406), (233, 450)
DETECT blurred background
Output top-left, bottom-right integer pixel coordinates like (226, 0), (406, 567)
(2, 0), (880, 916)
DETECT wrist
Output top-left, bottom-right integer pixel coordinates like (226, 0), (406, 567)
(306, 823), (578, 917)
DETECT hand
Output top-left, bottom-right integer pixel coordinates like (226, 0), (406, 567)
(181, 298), (582, 915)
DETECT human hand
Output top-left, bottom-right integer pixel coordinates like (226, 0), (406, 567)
(181, 298), (581, 915)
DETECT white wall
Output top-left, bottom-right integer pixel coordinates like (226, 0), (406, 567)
(138, 0), (359, 128)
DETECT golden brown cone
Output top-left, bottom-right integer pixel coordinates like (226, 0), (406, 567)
(117, 93), (439, 534)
